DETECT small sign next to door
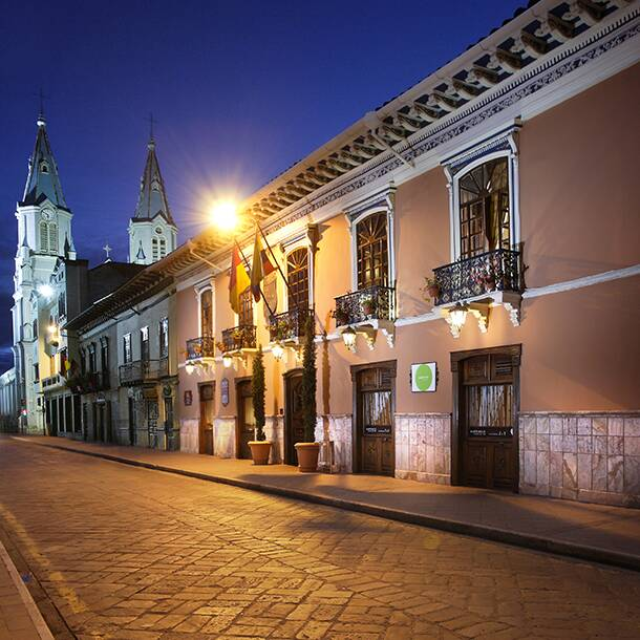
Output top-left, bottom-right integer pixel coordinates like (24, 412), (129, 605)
(410, 362), (437, 392)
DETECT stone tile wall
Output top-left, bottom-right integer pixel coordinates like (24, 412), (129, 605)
(179, 418), (199, 454)
(395, 414), (451, 485)
(213, 417), (236, 458)
(519, 412), (640, 507)
(316, 415), (353, 472)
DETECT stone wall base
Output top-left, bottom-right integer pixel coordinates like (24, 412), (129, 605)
(395, 414), (451, 485)
(179, 419), (199, 454)
(265, 416), (284, 464)
(519, 412), (640, 508)
(316, 414), (353, 472)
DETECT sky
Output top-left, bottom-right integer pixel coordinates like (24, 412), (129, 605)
(0, 0), (525, 370)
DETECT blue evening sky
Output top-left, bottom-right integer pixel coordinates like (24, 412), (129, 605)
(0, 0), (525, 369)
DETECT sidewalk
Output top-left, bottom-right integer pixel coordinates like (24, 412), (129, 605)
(18, 435), (640, 572)
(0, 537), (54, 640)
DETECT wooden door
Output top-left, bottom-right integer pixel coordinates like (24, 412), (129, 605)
(355, 365), (395, 476)
(285, 371), (304, 465)
(236, 380), (254, 459)
(199, 383), (214, 455)
(459, 352), (518, 491)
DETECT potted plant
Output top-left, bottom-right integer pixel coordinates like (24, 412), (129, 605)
(294, 317), (320, 472)
(361, 296), (376, 317)
(331, 307), (350, 326)
(424, 276), (440, 300)
(248, 345), (272, 465)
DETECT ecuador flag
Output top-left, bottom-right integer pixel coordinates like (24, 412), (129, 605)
(250, 231), (276, 302)
(229, 243), (251, 314)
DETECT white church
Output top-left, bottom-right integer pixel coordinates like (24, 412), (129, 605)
(0, 112), (177, 433)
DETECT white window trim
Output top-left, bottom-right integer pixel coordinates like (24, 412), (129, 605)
(346, 187), (396, 292)
(443, 129), (520, 262)
(195, 283), (214, 337)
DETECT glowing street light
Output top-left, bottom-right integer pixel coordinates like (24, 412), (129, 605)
(210, 200), (239, 232)
(37, 283), (54, 298)
(271, 342), (285, 361)
(222, 354), (234, 368)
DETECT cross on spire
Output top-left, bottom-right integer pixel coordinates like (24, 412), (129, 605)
(147, 112), (157, 149)
(103, 242), (112, 262)
(35, 88), (50, 127)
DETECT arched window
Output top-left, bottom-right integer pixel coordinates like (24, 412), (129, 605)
(40, 221), (49, 253)
(159, 237), (167, 258)
(458, 158), (510, 258)
(49, 223), (58, 254)
(200, 289), (212, 337)
(152, 237), (159, 261)
(356, 212), (388, 289)
(287, 248), (309, 310)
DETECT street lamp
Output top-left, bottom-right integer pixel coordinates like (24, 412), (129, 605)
(272, 342), (284, 361)
(185, 362), (195, 375)
(222, 354), (233, 368)
(210, 200), (239, 232)
(342, 327), (357, 352)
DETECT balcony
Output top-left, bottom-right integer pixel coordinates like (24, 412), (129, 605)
(432, 248), (523, 334)
(334, 285), (396, 326)
(333, 285), (396, 349)
(42, 373), (64, 389)
(268, 305), (309, 343)
(186, 336), (215, 360)
(119, 360), (163, 386)
(62, 371), (110, 394)
(221, 324), (256, 352)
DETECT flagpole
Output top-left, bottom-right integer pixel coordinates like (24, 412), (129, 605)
(235, 239), (276, 320)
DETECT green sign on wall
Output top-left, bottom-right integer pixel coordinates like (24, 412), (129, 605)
(411, 362), (436, 393)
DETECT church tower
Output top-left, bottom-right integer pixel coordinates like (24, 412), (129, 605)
(128, 132), (177, 265)
(12, 112), (76, 431)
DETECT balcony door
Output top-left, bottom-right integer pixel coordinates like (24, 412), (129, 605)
(356, 213), (388, 289)
(201, 290), (213, 337)
(353, 362), (395, 476)
(452, 346), (520, 491)
(459, 157), (510, 258)
(287, 248), (309, 310)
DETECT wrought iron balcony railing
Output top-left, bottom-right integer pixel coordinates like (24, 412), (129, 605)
(221, 324), (257, 352)
(433, 248), (521, 306)
(119, 360), (163, 386)
(186, 336), (215, 360)
(333, 285), (396, 327)
(268, 305), (309, 343)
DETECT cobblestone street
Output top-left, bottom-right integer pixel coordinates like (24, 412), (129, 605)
(1, 437), (639, 640)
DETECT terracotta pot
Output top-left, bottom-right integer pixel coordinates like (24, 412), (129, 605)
(249, 440), (272, 465)
(294, 442), (321, 472)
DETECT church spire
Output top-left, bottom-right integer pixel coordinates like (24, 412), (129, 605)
(132, 130), (175, 226)
(21, 114), (68, 209)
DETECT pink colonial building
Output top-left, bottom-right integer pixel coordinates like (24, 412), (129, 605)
(154, 0), (640, 506)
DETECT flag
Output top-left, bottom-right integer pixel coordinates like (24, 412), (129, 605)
(229, 244), (251, 314)
(250, 231), (276, 302)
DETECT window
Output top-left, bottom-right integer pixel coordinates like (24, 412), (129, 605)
(34, 364), (39, 383)
(123, 334), (132, 364)
(458, 158), (510, 258)
(40, 221), (49, 253)
(287, 248), (309, 310)
(39, 221), (58, 254)
(239, 289), (253, 326)
(200, 290), (212, 337)
(88, 344), (96, 373)
(159, 318), (169, 359)
(32, 319), (38, 338)
(80, 348), (86, 375)
(100, 338), (109, 373)
(140, 326), (149, 362)
(60, 348), (68, 376)
(159, 237), (167, 258)
(58, 292), (66, 318)
(152, 237), (159, 261)
(356, 213), (388, 289)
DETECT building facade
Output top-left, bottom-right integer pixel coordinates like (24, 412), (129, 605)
(172, 0), (640, 507)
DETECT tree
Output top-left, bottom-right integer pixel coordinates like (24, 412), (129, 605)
(252, 345), (266, 441)
(300, 316), (317, 442)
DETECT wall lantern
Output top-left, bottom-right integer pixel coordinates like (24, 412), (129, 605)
(185, 362), (195, 375)
(342, 327), (357, 352)
(446, 304), (468, 338)
(222, 354), (233, 368)
(271, 342), (285, 361)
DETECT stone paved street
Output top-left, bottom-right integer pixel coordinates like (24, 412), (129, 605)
(1, 437), (640, 640)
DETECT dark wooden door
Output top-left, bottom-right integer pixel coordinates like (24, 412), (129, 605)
(236, 380), (254, 459)
(285, 371), (304, 465)
(199, 383), (214, 455)
(460, 353), (517, 491)
(356, 365), (394, 476)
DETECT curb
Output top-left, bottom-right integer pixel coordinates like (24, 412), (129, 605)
(21, 438), (640, 574)
(0, 538), (55, 640)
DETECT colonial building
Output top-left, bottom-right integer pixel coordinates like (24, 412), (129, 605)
(168, 0), (639, 507)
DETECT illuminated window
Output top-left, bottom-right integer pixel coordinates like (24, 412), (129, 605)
(356, 213), (388, 289)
